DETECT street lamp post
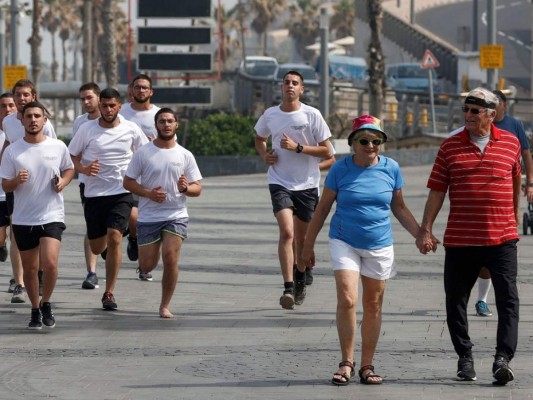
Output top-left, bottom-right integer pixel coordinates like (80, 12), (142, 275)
(10, 0), (18, 65)
(319, 7), (329, 119)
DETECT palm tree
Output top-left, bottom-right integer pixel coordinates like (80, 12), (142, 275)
(367, 0), (385, 117)
(286, 0), (320, 62)
(27, 0), (43, 87)
(41, 0), (60, 81)
(81, 0), (93, 82)
(101, 0), (118, 87)
(330, 0), (355, 40)
(250, 0), (286, 55)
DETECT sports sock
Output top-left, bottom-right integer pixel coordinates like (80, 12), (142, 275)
(477, 277), (492, 303)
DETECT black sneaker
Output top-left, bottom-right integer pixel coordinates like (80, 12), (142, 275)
(82, 272), (99, 289)
(492, 355), (514, 385)
(136, 267), (153, 281)
(457, 354), (477, 381)
(294, 280), (306, 305)
(40, 302), (56, 328)
(28, 308), (43, 330)
(305, 268), (314, 286)
(38, 270), (43, 296)
(127, 236), (138, 261)
(0, 244), (8, 262)
(102, 291), (117, 310)
(279, 289), (295, 310)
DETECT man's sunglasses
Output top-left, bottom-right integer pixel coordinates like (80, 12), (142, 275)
(462, 106), (487, 114)
(357, 138), (383, 146)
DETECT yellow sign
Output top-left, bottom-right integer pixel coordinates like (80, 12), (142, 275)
(3, 65), (28, 91)
(479, 45), (504, 69)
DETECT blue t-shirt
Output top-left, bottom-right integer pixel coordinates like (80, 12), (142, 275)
(495, 114), (530, 151)
(325, 155), (404, 250)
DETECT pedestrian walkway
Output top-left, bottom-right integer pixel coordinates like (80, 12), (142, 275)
(1, 164), (532, 399)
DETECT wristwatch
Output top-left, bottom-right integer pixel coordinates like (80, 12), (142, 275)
(296, 143), (303, 153)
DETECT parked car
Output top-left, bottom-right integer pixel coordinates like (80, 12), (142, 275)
(272, 63), (320, 106)
(386, 62), (441, 101)
(315, 55), (368, 87)
(238, 56), (278, 80)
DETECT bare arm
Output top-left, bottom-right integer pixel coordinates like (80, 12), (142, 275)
(416, 189), (446, 254)
(391, 189), (423, 238)
(513, 172), (522, 224)
(301, 187), (336, 267)
(521, 148), (533, 202)
(53, 168), (75, 192)
(280, 134), (333, 158)
(319, 155), (336, 171)
(255, 135), (277, 165)
(70, 154), (99, 176)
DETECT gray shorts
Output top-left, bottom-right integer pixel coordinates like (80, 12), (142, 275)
(137, 218), (189, 246)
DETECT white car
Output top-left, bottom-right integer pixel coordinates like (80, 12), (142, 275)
(238, 56), (278, 80)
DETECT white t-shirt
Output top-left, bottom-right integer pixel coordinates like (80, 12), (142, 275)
(72, 113), (100, 184)
(2, 112), (57, 143)
(0, 137), (74, 225)
(119, 103), (161, 141)
(254, 103), (332, 190)
(125, 141), (202, 222)
(68, 118), (149, 198)
(0, 130), (6, 201)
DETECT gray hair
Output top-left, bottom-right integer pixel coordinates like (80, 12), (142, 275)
(467, 87), (499, 107)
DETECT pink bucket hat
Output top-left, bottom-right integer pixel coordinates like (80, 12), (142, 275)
(348, 114), (388, 145)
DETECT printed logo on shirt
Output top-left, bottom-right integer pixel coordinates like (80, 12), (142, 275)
(291, 124), (309, 131)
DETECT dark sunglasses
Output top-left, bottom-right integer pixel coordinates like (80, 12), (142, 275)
(462, 106), (487, 114)
(358, 138), (383, 146)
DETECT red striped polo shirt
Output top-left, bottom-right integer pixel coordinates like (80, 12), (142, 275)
(427, 124), (521, 247)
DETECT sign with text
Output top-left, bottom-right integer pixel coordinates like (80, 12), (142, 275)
(138, 27), (211, 46)
(480, 45), (504, 69)
(138, 53), (212, 72)
(3, 65), (27, 91)
(151, 87), (211, 105)
(138, 0), (211, 18)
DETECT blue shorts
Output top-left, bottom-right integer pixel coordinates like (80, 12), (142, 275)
(137, 218), (189, 246)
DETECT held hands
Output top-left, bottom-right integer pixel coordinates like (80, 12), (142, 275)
(301, 245), (315, 269)
(263, 149), (278, 165)
(415, 228), (440, 255)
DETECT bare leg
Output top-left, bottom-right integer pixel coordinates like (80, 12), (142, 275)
(39, 237), (61, 303)
(274, 208), (294, 282)
(10, 229), (24, 286)
(159, 234), (182, 318)
(333, 270), (359, 383)
(359, 275), (386, 384)
(84, 234), (97, 273)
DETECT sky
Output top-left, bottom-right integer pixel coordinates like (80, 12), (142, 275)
(13, 0), (238, 74)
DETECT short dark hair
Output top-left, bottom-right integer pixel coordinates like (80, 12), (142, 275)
(132, 74), (153, 88)
(79, 82), (101, 96)
(13, 79), (37, 97)
(283, 70), (305, 85)
(492, 90), (507, 103)
(99, 88), (121, 101)
(22, 101), (47, 116)
(0, 92), (13, 99)
(154, 107), (178, 124)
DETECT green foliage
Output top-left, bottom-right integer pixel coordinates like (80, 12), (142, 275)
(57, 135), (71, 147)
(185, 113), (258, 156)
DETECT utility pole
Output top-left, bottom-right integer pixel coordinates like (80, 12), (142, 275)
(10, 0), (17, 65)
(486, 0), (497, 89)
(472, 0), (478, 51)
(319, 7), (329, 119)
(0, 6), (4, 91)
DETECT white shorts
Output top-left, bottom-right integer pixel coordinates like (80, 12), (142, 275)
(328, 238), (397, 280)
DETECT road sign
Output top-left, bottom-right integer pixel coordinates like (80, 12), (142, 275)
(420, 49), (440, 69)
(151, 87), (211, 105)
(479, 44), (504, 69)
(3, 65), (27, 91)
(138, 0), (211, 18)
(138, 53), (212, 72)
(138, 27), (212, 46)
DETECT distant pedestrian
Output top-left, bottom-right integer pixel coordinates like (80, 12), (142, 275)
(68, 88), (148, 311)
(0, 101), (74, 329)
(416, 88), (521, 385)
(254, 70), (334, 310)
(124, 108), (202, 318)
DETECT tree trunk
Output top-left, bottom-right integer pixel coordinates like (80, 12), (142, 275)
(102, 0), (118, 88)
(81, 0), (93, 82)
(28, 0), (42, 89)
(366, 0), (386, 118)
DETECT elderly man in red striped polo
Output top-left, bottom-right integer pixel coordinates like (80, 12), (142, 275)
(416, 87), (521, 386)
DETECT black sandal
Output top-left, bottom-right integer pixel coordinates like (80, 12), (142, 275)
(331, 360), (355, 386)
(358, 364), (383, 385)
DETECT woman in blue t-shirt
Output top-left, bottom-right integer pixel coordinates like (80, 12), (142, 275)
(302, 115), (438, 386)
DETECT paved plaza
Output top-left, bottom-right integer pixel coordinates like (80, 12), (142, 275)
(1, 163), (533, 399)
